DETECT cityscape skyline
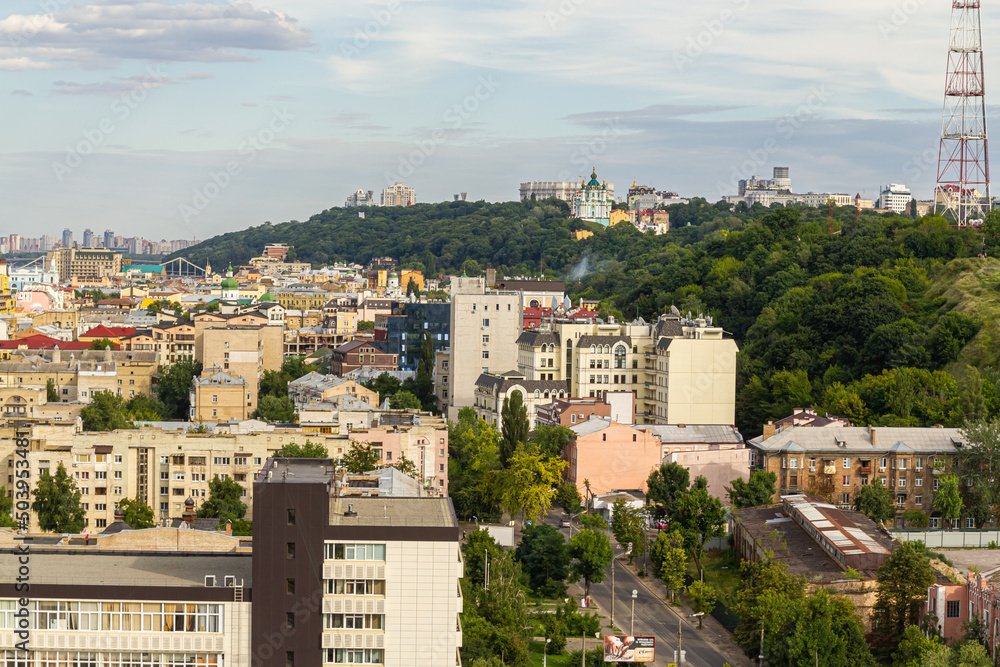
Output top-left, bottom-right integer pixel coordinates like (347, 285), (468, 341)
(0, 0), (992, 237)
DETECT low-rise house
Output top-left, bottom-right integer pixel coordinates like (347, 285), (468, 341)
(287, 371), (378, 410)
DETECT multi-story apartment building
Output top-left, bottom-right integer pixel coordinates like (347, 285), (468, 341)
(966, 566), (1000, 655)
(473, 371), (569, 429)
(519, 180), (615, 203)
(45, 247), (125, 283)
(375, 301), (451, 371)
(287, 373), (379, 410)
(1, 415), (449, 531)
(746, 425), (965, 525)
(0, 528), (252, 667)
(251, 457), (462, 667)
(535, 393), (634, 427)
(514, 312), (738, 425)
(329, 341), (398, 377)
(380, 182), (415, 207)
(878, 183), (912, 213)
(124, 321), (197, 364)
(0, 348), (158, 403)
(191, 367), (252, 422)
(446, 276), (523, 420)
(273, 287), (333, 312)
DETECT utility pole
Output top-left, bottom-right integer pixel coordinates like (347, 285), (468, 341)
(759, 620), (765, 667)
(581, 628), (586, 667)
(611, 555), (615, 627)
(484, 549), (489, 590)
(678, 616), (682, 665)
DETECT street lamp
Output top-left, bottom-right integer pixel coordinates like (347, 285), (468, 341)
(543, 638), (551, 667)
(630, 589), (638, 635)
(677, 613), (703, 664)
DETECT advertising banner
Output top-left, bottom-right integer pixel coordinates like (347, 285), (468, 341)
(602, 635), (655, 662)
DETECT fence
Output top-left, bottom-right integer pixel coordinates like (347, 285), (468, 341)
(890, 529), (1000, 549)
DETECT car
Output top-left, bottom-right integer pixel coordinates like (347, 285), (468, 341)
(654, 521), (669, 530)
(559, 519), (572, 528)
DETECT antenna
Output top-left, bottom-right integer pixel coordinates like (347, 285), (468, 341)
(935, 1), (991, 224)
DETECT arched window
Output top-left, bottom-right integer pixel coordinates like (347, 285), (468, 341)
(614, 345), (627, 369)
(604, 345), (611, 354)
(534, 390), (540, 399)
(590, 345), (596, 353)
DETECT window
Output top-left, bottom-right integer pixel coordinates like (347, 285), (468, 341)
(931, 517), (939, 528)
(95, 503), (107, 511)
(114, 455), (123, 464)
(212, 395), (218, 403)
(482, 319), (490, 327)
(160, 487), (168, 495)
(324, 614), (385, 630)
(809, 458), (816, 472)
(898, 459), (907, 470)
(285, 613), (295, 629)
(324, 543), (386, 561)
(114, 471), (122, 479)
(482, 351), (489, 359)
(840, 492), (850, 504)
(842, 475), (850, 486)
(482, 335), (489, 344)
(325, 649), (384, 664)
(286, 652), (294, 667)
(915, 457), (923, 471)
(160, 472), (169, 480)
(879, 457), (887, 471)
(915, 495), (922, 506)
(789, 458), (798, 469)
(325, 579), (386, 596)
(843, 458), (850, 469)
(947, 601), (960, 618)
(214, 457), (231, 465)
(286, 579), (295, 595)
(287, 509), (296, 525)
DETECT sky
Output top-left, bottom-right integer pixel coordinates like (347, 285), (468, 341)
(0, 0), (992, 239)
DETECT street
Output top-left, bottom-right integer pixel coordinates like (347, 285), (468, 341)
(545, 513), (744, 667)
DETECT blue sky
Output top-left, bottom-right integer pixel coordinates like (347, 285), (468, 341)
(0, 0), (990, 238)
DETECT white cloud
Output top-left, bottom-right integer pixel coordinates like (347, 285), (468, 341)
(0, 0), (311, 69)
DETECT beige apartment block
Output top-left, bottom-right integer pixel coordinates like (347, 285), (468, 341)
(201, 324), (282, 414)
(45, 248), (125, 283)
(515, 313), (737, 425)
(0, 348), (158, 403)
(446, 276), (523, 420)
(191, 367), (252, 422)
(193, 311), (283, 371)
(349, 414), (450, 493)
(0, 417), (449, 532)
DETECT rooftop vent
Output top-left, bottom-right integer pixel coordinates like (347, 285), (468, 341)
(345, 502), (358, 517)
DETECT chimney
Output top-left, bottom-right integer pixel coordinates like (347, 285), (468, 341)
(868, 425), (875, 447)
(762, 421), (776, 440)
(52, 345), (61, 364)
(225, 520), (232, 536)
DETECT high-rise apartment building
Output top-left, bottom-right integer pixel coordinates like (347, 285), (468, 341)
(45, 247), (125, 282)
(346, 188), (375, 207)
(446, 276), (523, 420)
(380, 183), (415, 207)
(514, 313), (738, 425)
(251, 457), (463, 667)
(82, 228), (94, 248)
(104, 229), (115, 248)
(878, 183), (912, 214)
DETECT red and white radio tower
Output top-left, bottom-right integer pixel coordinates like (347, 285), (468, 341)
(935, 0), (991, 224)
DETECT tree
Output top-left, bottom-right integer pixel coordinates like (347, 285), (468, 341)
(46, 378), (59, 403)
(197, 476), (247, 524)
(734, 560), (806, 657)
(363, 373), (402, 403)
(854, 480), (896, 524)
(934, 473), (964, 529)
(80, 390), (136, 432)
(685, 581), (718, 628)
(498, 446), (566, 526)
(252, 395), (296, 423)
(672, 478), (726, 577)
(117, 495), (155, 529)
(610, 498), (646, 565)
(341, 442), (382, 473)
(650, 530), (687, 602)
(892, 625), (942, 667)
(463, 549), (531, 666)
(569, 528), (613, 598)
(389, 390), (421, 410)
(514, 524), (571, 597)
(127, 393), (168, 421)
(392, 453), (418, 478)
(32, 462), (86, 533)
(725, 470), (777, 509)
(646, 462), (690, 519)
(414, 331), (434, 406)
(406, 277), (420, 297)
(529, 425), (573, 460)
(871, 541), (936, 659)
(902, 509), (930, 528)
(156, 359), (202, 419)
(87, 338), (117, 351)
(499, 391), (529, 468)
(462, 528), (502, 591)
(956, 419), (999, 524)
(0, 494), (19, 529)
(554, 481), (583, 514)
(357, 320), (375, 331)
(276, 440), (329, 457)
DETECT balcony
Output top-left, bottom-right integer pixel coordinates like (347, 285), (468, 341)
(857, 466), (871, 475)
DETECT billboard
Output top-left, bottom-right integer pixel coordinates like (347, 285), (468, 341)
(603, 635), (655, 663)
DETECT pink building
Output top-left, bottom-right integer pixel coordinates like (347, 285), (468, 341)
(348, 419), (449, 495)
(925, 582), (969, 642)
(968, 566), (1000, 654)
(565, 419), (662, 497)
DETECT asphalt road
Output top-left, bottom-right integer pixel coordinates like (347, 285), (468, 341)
(546, 515), (737, 666)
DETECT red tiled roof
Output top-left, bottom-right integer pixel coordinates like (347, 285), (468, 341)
(0, 335), (92, 351)
(79, 325), (136, 339)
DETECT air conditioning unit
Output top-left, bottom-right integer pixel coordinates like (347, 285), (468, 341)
(204, 575), (216, 587)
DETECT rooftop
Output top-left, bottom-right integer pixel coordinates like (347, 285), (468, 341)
(329, 497), (456, 528)
(749, 425), (965, 453)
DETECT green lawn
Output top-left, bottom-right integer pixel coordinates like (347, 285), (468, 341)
(686, 548), (741, 603)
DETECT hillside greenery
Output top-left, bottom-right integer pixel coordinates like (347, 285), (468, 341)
(170, 198), (1000, 436)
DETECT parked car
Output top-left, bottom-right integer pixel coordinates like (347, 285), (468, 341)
(560, 518), (572, 528)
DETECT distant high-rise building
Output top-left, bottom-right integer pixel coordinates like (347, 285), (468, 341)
(41, 234), (56, 252)
(62, 228), (73, 249)
(381, 183), (415, 207)
(82, 229), (94, 248)
(345, 188), (375, 207)
(878, 184), (912, 214)
(520, 180), (616, 203)
(772, 166), (791, 190)
(103, 229), (114, 249)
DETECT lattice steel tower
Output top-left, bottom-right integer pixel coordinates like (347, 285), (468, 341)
(935, 0), (991, 224)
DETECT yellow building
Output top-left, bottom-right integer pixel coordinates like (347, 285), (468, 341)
(571, 229), (595, 240)
(189, 367), (251, 422)
(608, 209), (631, 227)
(0, 260), (13, 315)
(399, 269), (425, 292)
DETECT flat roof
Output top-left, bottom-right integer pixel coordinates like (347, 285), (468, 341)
(0, 551), (251, 588)
(256, 457), (337, 484)
(329, 497), (456, 529)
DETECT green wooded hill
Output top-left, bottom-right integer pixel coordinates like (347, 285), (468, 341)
(168, 198), (1000, 436)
